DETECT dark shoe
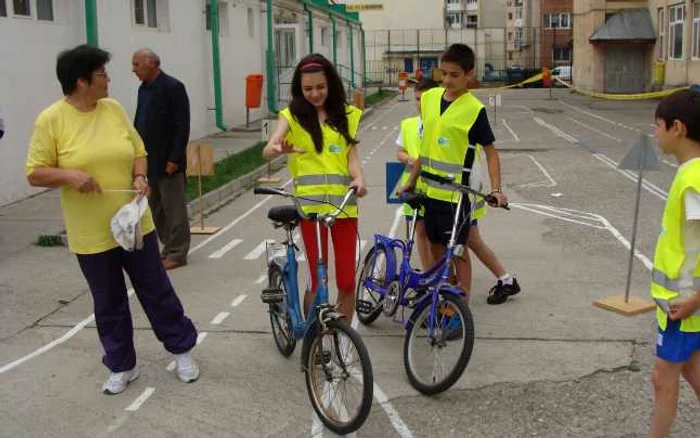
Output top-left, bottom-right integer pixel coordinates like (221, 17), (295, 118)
(487, 278), (521, 305)
(163, 258), (187, 271)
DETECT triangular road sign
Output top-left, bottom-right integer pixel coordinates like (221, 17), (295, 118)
(618, 134), (660, 171)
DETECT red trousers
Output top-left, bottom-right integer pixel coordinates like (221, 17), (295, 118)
(300, 217), (358, 295)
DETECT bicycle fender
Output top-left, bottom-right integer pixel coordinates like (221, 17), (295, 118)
(405, 286), (465, 329)
(368, 235), (399, 283)
(300, 320), (319, 371)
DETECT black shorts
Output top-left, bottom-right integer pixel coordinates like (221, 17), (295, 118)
(423, 198), (472, 246)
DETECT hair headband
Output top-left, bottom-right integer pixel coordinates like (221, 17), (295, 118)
(300, 62), (324, 71)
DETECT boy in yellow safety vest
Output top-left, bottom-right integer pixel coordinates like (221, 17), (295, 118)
(400, 43), (518, 304)
(396, 78), (439, 270)
(649, 89), (700, 438)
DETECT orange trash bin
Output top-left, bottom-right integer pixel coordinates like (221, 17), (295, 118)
(245, 74), (264, 109)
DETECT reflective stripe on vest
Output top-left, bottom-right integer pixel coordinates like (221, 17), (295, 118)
(294, 174), (352, 186)
(652, 268), (679, 292)
(419, 155), (473, 175)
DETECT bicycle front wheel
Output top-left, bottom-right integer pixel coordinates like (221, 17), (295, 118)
(268, 265), (296, 357)
(304, 319), (373, 434)
(403, 292), (474, 395)
(355, 246), (388, 325)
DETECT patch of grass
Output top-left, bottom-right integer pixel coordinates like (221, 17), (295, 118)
(185, 141), (267, 202)
(35, 234), (65, 247)
(365, 89), (399, 107)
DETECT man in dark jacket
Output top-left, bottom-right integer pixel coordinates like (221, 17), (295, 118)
(132, 48), (190, 270)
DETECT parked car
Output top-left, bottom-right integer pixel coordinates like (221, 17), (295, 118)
(552, 66), (572, 82)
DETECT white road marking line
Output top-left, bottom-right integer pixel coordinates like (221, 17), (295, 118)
(593, 153), (667, 200)
(208, 238), (243, 259)
(125, 387), (156, 412)
(533, 117), (579, 144)
(373, 384), (414, 438)
(0, 287), (134, 374)
(514, 104), (534, 114)
(244, 240), (270, 260)
(520, 155), (557, 188)
(231, 295), (248, 307)
(511, 203), (653, 270)
(501, 119), (520, 143)
(211, 312), (230, 325)
(567, 117), (622, 143)
(558, 99), (641, 133)
(166, 361), (176, 372)
(311, 413), (324, 437)
(358, 102), (402, 134)
(551, 193), (563, 197)
(197, 332), (208, 344)
(371, 126), (377, 130)
(661, 159), (678, 168)
(255, 274), (267, 284)
(382, 126), (388, 130)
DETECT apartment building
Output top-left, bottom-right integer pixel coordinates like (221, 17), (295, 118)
(574, 0), (698, 93)
(0, 0), (363, 205)
(505, 0), (542, 68)
(539, 0), (573, 68)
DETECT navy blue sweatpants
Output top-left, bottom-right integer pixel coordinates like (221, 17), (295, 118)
(77, 232), (197, 372)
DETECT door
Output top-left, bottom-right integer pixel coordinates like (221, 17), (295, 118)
(274, 24), (302, 107)
(604, 46), (647, 94)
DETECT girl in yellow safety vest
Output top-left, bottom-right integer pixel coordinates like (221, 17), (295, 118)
(648, 89), (700, 438)
(262, 54), (367, 320)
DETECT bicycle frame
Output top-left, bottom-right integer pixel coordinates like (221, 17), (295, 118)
(263, 188), (356, 340)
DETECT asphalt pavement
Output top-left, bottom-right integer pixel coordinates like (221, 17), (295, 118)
(1, 89), (698, 437)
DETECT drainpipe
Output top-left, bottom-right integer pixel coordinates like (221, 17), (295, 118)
(331, 14), (338, 67)
(84, 0), (98, 45)
(348, 22), (355, 89)
(361, 27), (366, 88)
(209, 0), (227, 131)
(304, 3), (314, 53)
(265, 0), (278, 114)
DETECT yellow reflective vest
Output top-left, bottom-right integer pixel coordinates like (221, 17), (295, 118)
(280, 105), (362, 218)
(399, 116), (426, 216)
(419, 87), (487, 215)
(651, 159), (700, 332)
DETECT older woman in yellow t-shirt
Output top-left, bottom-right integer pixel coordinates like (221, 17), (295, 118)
(25, 45), (199, 395)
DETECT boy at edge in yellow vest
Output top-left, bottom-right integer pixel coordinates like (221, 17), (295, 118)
(400, 44), (518, 305)
(648, 89), (700, 438)
(263, 54), (367, 321)
(396, 78), (439, 270)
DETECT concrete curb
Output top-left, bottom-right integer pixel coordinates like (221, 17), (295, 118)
(185, 106), (377, 220)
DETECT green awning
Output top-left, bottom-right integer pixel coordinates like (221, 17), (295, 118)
(589, 9), (656, 43)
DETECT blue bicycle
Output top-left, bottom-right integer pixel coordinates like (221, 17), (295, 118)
(355, 171), (508, 395)
(254, 186), (373, 435)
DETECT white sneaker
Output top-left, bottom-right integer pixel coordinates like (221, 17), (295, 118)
(174, 352), (200, 383)
(102, 366), (139, 395)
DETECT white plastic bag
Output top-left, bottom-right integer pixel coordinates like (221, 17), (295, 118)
(110, 195), (148, 251)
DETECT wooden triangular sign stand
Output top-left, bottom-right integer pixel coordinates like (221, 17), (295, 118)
(187, 143), (220, 235)
(593, 135), (657, 316)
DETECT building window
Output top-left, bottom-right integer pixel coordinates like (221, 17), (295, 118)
(508, 12), (513, 21)
(205, 2), (228, 36)
(13, 0), (30, 16)
(0, 0), (7, 17)
(321, 27), (329, 46)
(668, 4), (685, 60)
(247, 7), (254, 39)
(37, 0), (52, 21)
(553, 46), (571, 62)
(133, 0), (158, 28)
(658, 8), (665, 59)
(544, 13), (571, 29)
(516, 8), (522, 20)
(693, 2), (699, 59)
(466, 14), (477, 28)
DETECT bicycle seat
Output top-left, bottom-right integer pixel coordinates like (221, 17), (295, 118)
(403, 193), (427, 210)
(268, 205), (299, 226)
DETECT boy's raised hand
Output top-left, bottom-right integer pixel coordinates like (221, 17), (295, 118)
(669, 292), (700, 320)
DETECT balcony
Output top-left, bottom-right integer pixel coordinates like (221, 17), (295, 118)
(466, 2), (478, 12)
(446, 3), (463, 12)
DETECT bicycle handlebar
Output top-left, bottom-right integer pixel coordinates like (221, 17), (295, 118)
(253, 185), (358, 222)
(419, 170), (510, 210)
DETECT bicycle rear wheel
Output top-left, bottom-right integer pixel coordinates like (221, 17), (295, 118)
(268, 265), (296, 357)
(355, 246), (388, 325)
(403, 292), (474, 395)
(304, 319), (373, 434)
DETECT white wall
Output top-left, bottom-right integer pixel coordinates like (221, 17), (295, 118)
(0, 0), (266, 206)
(0, 2), (85, 205)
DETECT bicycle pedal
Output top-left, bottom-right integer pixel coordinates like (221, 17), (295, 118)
(356, 299), (374, 314)
(261, 287), (284, 304)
